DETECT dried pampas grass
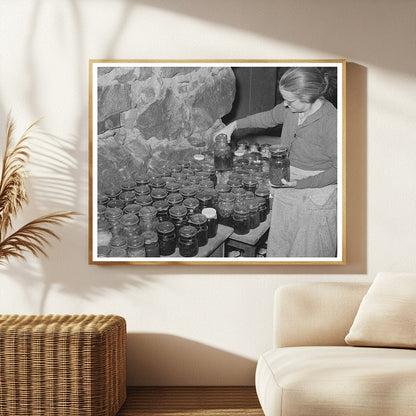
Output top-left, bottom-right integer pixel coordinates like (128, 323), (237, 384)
(0, 115), (78, 265)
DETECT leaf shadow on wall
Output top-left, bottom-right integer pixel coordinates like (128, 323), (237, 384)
(126, 333), (257, 386)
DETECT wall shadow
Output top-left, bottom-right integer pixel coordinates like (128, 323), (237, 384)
(127, 333), (257, 386)
(133, 0), (413, 77)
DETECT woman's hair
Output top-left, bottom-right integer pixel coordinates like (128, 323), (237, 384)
(279, 67), (336, 104)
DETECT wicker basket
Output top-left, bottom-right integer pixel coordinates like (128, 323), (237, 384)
(0, 314), (126, 416)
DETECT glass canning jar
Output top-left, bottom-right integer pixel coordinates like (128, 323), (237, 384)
(121, 178), (137, 192)
(217, 192), (236, 227)
(119, 190), (136, 206)
(120, 213), (140, 236)
(105, 207), (123, 228)
(149, 177), (166, 189)
(196, 191), (213, 210)
(242, 177), (259, 194)
(246, 199), (260, 229)
(188, 213), (209, 247)
(109, 247), (127, 257)
(166, 192), (184, 207)
(255, 186), (270, 214)
(127, 235), (146, 257)
(141, 231), (160, 257)
(232, 202), (250, 235)
(178, 225), (199, 257)
(216, 183), (231, 195)
(180, 186), (198, 199)
(106, 199), (125, 210)
(165, 181), (182, 194)
(214, 133), (233, 171)
(151, 188), (168, 202)
(109, 235), (128, 251)
(138, 206), (158, 233)
(134, 184), (151, 197)
(134, 173), (149, 187)
(123, 203), (142, 216)
(183, 197), (200, 216)
(97, 193), (109, 206)
(134, 194), (154, 208)
(201, 208), (218, 238)
(169, 204), (188, 234)
(97, 219), (112, 248)
(156, 221), (177, 256)
(97, 204), (107, 220)
(153, 200), (170, 223)
(269, 145), (290, 187)
(255, 196), (268, 223)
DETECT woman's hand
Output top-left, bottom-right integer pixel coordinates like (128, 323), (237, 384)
(281, 178), (298, 187)
(215, 121), (237, 143)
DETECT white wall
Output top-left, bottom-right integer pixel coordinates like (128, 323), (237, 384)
(0, 0), (415, 385)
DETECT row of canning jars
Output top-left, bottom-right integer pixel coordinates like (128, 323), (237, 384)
(97, 157), (272, 257)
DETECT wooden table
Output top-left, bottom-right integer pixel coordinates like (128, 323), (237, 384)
(167, 224), (234, 258)
(226, 213), (271, 257)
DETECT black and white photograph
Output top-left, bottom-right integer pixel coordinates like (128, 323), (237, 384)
(89, 60), (345, 264)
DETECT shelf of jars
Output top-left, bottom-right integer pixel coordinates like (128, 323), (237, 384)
(96, 136), (286, 259)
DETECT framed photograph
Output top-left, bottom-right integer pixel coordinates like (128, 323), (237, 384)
(89, 60), (346, 265)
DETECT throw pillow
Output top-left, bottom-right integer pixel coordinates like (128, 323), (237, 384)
(345, 272), (416, 348)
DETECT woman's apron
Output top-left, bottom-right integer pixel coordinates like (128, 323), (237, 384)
(266, 166), (337, 258)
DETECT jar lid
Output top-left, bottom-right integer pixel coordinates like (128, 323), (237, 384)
(119, 190), (136, 202)
(189, 213), (207, 225)
(196, 191), (213, 202)
(120, 213), (139, 226)
(97, 193), (109, 204)
(134, 173), (149, 185)
(201, 208), (217, 220)
(242, 177), (258, 186)
(109, 248), (127, 257)
(97, 204), (106, 214)
(151, 188), (168, 199)
(183, 197), (199, 210)
(219, 192), (236, 202)
(270, 145), (289, 155)
(179, 225), (198, 238)
(190, 162), (203, 171)
(195, 171), (211, 179)
(149, 177), (166, 188)
(169, 204), (188, 218)
(247, 200), (259, 210)
(193, 154), (205, 161)
(138, 205), (157, 217)
(135, 194), (153, 205)
(97, 246), (111, 257)
(110, 236), (127, 248)
(157, 167), (172, 177)
(97, 218), (110, 231)
(216, 184), (231, 193)
(105, 207), (123, 219)
(255, 196), (266, 206)
(199, 180), (214, 189)
(245, 191), (255, 200)
(153, 200), (170, 211)
(127, 235), (145, 248)
(134, 185), (151, 195)
(104, 185), (122, 198)
(156, 221), (175, 234)
(233, 202), (249, 215)
(170, 164), (182, 173)
(141, 230), (159, 245)
(166, 193), (184, 204)
(255, 186), (270, 197)
(180, 186), (197, 198)
(165, 181), (181, 193)
(121, 178), (137, 191)
(179, 160), (191, 169)
(124, 204), (142, 215)
(231, 187), (246, 196)
(234, 150), (245, 157)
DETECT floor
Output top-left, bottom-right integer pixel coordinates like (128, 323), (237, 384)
(116, 386), (264, 416)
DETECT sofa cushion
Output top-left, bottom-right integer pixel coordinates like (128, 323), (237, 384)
(256, 346), (416, 416)
(345, 272), (416, 348)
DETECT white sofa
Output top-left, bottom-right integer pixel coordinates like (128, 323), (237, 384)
(255, 281), (416, 416)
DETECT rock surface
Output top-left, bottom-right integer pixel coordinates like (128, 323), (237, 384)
(96, 66), (235, 191)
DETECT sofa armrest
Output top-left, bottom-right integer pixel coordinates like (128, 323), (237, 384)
(273, 282), (370, 348)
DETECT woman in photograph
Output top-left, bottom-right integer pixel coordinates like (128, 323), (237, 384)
(219, 67), (338, 257)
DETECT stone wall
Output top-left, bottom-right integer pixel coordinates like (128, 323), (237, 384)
(97, 66), (236, 192)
